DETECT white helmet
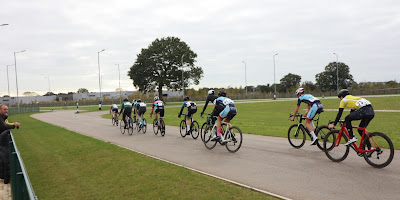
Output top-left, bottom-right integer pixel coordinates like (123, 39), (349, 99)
(154, 96), (159, 101)
(208, 90), (215, 95)
(295, 88), (305, 95)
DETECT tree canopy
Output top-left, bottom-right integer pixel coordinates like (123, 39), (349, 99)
(77, 88), (89, 93)
(128, 36), (203, 99)
(280, 73), (301, 92)
(315, 62), (355, 91)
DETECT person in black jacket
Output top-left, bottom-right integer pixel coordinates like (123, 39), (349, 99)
(0, 104), (19, 133)
(200, 90), (218, 124)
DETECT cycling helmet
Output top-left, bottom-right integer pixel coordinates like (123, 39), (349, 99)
(337, 89), (350, 98)
(208, 90), (215, 95)
(184, 96), (189, 101)
(124, 98), (129, 102)
(218, 90), (226, 97)
(137, 99), (142, 102)
(154, 96), (159, 101)
(295, 88), (305, 95)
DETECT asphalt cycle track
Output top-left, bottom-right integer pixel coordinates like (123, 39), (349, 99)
(31, 109), (400, 200)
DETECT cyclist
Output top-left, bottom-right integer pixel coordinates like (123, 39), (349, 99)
(290, 88), (323, 145)
(136, 99), (147, 127)
(328, 89), (375, 146)
(150, 96), (165, 130)
(200, 90), (218, 124)
(132, 99), (137, 122)
(178, 96), (197, 135)
(119, 98), (133, 129)
(210, 90), (237, 141)
(109, 104), (119, 121)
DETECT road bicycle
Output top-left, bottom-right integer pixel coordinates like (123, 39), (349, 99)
(323, 120), (394, 168)
(288, 113), (330, 150)
(111, 112), (119, 126)
(120, 115), (134, 136)
(136, 114), (147, 133)
(201, 114), (217, 142)
(203, 120), (243, 153)
(179, 114), (200, 139)
(152, 117), (165, 136)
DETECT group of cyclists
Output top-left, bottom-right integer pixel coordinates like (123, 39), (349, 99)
(109, 89), (238, 142)
(109, 86), (374, 148)
(290, 87), (375, 146)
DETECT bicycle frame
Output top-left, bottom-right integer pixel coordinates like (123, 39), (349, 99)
(209, 121), (234, 143)
(291, 113), (321, 135)
(335, 123), (376, 154)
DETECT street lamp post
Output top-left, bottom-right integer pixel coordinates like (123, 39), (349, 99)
(116, 64), (121, 104)
(98, 49), (105, 108)
(333, 53), (339, 92)
(6, 64), (14, 96)
(273, 53), (278, 99)
(181, 54), (185, 98)
(242, 61), (247, 99)
(14, 50), (26, 108)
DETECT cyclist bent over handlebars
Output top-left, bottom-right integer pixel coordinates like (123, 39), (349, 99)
(210, 90), (237, 142)
(120, 98), (132, 129)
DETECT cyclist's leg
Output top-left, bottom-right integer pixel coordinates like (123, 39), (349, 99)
(345, 109), (364, 138)
(217, 106), (230, 136)
(305, 104), (318, 140)
(358, 106), (375, 148)
(159, 109), (165, 127)
(185, 111), (191, 132)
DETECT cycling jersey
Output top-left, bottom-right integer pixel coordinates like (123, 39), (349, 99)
(111, 104), (118, 109)
(152, 100), (164, 111)
(214, 97), (237, 120)
(178, 101), (197, 118)
(339, 95), (371, 110)
(201, 95), (217, 114)
(121, 102), (132, 109)
(297, 94), (321, 106)
(136, 102), (147, 115)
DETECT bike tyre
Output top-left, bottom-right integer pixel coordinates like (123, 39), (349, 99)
(288, 124), (306, 148)
(315, 125), (331, 151)
(120, 120), (125, 134)
(362, 132), (394, 168)
(153, 119), (158, 135)
(324, 130), (350, 162)
(191, 121), (200, 139)
(179, 120), (186, 137)
(225, 126), (243, 153)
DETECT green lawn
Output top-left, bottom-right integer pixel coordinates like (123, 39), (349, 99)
(10, 113), (278, 200)
(103, 96), (400, 149)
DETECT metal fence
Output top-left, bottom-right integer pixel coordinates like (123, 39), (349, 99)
(7, 106), (40, 116)
(9, 132), (38, 200)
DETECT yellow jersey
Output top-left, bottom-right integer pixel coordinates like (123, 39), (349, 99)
(339, 95), (371, 110)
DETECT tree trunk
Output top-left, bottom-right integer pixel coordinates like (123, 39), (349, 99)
(158, 82), (163, 101)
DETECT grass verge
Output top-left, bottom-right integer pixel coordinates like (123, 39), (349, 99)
(9, 113), (279, 200)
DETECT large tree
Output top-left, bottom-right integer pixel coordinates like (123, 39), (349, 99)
(280, 73), (301, 92)
(128, 37), (203, 99)
(77, 88), (89, 93)
(315, 62), (355, 91)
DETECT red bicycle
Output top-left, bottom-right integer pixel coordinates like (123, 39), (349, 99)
(323, 120), (394, 168)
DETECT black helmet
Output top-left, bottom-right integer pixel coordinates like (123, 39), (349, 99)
(338, 89), (350, 98)
(124, 98), (129, 102)
(184, 96), (189, 101)
(137, 99), (142, 102)
(218, 90), (226, 97)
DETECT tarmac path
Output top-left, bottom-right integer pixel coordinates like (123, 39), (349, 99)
(31, 111), (400, 200)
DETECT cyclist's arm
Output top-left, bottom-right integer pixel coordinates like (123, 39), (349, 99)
(178, 103), (185, 117)
(201, 100), (209, 114)
(150, 106), (155, 116)
(333, 108), (344, 126)
(292, 105), (300, 117)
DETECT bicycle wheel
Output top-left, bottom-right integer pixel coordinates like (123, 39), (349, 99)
(153, 119), (159, 135)
(142, 118), (147, 133)
(203, 125), (217, 150)
(315, 125), (330, 151)
(128, 119), (133, 136)
(120, 120), (125, 134)
(287, 124), (306, 148)
(112, 115), (115, 126)
(115, 117), (119, 126)
(191, 121), (200, 139)
(362, 132), (394, 168)
(179, 120), (187, 137)
(225, 126), (243, 153)
(160, 120), (165, 137)
(201, 122), (208, 142)
(324, 130), (350, 162)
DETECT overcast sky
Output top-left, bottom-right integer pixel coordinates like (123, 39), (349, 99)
(1, 0), (399, 96)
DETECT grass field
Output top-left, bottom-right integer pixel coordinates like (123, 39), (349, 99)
(104, 96), (400, 149)
(9, 113), (278, 200)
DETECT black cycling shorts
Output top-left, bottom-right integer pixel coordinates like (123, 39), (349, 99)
(138, 107), (146, 115)
(155, 109), (165, 117)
